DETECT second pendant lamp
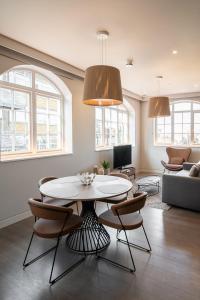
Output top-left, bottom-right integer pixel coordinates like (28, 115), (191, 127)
(83, 31), (123, 106)
(148, 76), (170, 118)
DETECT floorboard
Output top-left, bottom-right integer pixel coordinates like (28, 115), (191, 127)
(0, 199), (199, 300)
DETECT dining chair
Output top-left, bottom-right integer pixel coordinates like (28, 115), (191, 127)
(97, 173), (130, 209)
(23, 199), (85, 285)
(38, 176), (79, 215)
(96, 192), (151, 273)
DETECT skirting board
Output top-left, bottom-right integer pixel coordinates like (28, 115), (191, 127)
(0, 210), (32, 229)
(139, 169), (163, 174)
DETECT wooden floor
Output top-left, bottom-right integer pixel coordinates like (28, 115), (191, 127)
(0, 202), (200, 300)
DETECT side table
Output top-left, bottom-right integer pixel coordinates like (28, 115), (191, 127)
(120, 166), (136, 180)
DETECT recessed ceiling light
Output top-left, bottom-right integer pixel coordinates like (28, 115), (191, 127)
(172, 50), (178, 55)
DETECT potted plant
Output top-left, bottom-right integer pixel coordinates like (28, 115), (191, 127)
(101, 160), (110, 175)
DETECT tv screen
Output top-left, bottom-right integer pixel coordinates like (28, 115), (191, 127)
(113, 145), (132, 169)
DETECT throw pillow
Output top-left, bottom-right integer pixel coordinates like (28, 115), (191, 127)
(170, 157), (184, 165)
(189, 164), (200, 177)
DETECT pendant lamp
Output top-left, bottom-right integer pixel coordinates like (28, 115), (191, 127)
(83, 31), (123, 106)
(148, 76), (170, 118)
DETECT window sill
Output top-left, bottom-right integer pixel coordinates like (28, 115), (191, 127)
(95, 144), (135, 152)
(154, 144), (200, 148)
(0, 151), (73, 163)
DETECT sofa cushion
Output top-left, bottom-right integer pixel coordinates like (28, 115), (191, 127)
(170, 157), (184, 165)
(189, 164), (200, 177)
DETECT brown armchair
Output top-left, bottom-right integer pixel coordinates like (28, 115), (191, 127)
(161, 147), (191, 172)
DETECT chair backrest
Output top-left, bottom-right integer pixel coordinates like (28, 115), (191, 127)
(38, 176), (58, 199)
(38, 176), (58, 188)
(166, 147), (191, 164)
(110, 172), (129, 181)
(111, 192), (147, 216)
(28, 198), (73, 220)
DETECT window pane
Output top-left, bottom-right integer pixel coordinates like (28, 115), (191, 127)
(35, 73), (60, 94)
(157, 125), (164, 134)
(183, 112), (191, 123)
(0, 87), (13, 108)
(174, 102), (191, 111)
(194, 134), (200, 144)
(111, 109), (117, 122)
(193, 103), (200, 110)
(194, 124), (200, 133)
(157, 117), (164, 125)
(165, 125), (171, 134)
(182, 124), (190, 133)
(36, 95), (47, 112)
(96, 120), (103, 146)
(0, 69), (32, 87)
(96, 107), (102, 120)
(105, 108), (111, 121)
(0, 88), (30, 153)
(174, 113), (182, 123)
(49, 98), (59, 112)
(174, 124), (182, 133)
(36, 95), (61, 151)
(95, 106), (129, 148)
(165, 116), (171, 125)
(194, 113), (200, 123)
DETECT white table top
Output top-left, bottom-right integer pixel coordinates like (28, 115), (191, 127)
(39, 175), (133, 201)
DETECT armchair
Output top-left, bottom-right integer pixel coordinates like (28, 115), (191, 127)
(161, 147), (191, 172)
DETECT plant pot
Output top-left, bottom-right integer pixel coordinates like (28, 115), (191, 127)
(104, 168), (110, 175)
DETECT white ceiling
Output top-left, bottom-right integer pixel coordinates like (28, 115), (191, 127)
(0, 0), (200, 96)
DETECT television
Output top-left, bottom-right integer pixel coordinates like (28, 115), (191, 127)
(113, 145), (132, 169)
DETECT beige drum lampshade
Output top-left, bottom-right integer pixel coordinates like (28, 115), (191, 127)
(83, 65), (123, 106)
(148, 96), (170, 118)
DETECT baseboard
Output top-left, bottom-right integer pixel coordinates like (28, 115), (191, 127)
(0, 210), (32, 229)
(138, 168), (163, 175)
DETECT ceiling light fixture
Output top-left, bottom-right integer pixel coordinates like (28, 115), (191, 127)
(172, 50), (178, 55)
(148, 76), (170, 118)
(83, 30), (123, 106)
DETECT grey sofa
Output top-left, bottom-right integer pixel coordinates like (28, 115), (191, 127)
(162, 162), (200, 211)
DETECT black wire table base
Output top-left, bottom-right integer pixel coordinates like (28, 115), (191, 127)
(66, 201), (110, 254)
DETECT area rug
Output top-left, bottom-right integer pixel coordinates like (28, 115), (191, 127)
(129, 176), (171, 211)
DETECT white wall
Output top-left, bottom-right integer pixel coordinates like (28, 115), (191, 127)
(141, 101), (200, 173)
(0, 55), (141, 227)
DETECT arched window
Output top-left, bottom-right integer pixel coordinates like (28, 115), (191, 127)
(155, 100), (200, 146)
(0, 66), (71, 160)
(95, 100), (135, 149)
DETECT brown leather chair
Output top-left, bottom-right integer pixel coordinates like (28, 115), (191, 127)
(96, 192), (151, 273)
(97, 173), (130, 209)
(38, 176), (79, 215)
(161, 147), (191, 172)
(23, 199), (85, 285)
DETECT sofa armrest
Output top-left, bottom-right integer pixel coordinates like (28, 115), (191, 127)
(183, 162), (195, 171)
(162, 174), (200, 211)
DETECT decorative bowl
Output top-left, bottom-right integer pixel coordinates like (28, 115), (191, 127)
(77, 172), (96, 186)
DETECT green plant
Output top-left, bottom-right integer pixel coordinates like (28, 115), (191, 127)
(101, 160), (110, 170)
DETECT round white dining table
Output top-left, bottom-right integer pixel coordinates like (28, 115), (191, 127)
(40, 175), (133, 254)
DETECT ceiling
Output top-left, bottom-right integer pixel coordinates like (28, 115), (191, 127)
(0, 0), (200, 96)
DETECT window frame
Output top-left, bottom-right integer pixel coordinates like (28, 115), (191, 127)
(0, 67), (65, 161)
(154, 100), (200, 147)
(95, 104), (131, 150)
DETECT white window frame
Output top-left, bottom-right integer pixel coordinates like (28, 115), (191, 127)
(154, 100), (200, 147)
(95, 104), (132, 150)
(0, 67), (66, 161)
